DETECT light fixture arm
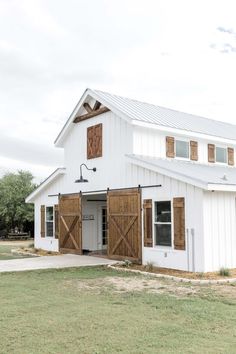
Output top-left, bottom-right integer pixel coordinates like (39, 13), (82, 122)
(79, 163), (96, 179)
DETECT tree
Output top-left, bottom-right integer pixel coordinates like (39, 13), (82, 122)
(0, 170), (36, 232)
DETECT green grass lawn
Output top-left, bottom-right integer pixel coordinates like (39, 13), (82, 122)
(0, 244), (33, 260)
(0, 267), (236, 354)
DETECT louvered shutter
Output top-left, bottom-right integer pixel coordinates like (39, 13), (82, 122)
(143, 199), (153, 247)
(190, 141), (198, 161)
(87, 123), (103, 159)
(228, 147), (234, 166)
(40, 205), (45, 238)
(54, 204), (59, 239)
(173, 198), (185, 250)
(166, 136), (175, 158)
(208, 144), (215, 163)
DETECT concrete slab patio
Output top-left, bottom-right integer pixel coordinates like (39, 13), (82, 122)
(0, 254), (118, 273)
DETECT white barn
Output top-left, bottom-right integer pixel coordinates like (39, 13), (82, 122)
(26, 89), (236, 272)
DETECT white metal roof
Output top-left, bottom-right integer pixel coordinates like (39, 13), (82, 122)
(55, 88), (236, 146)
(94, 90), (236, 141)
(127, 154), (236, 191)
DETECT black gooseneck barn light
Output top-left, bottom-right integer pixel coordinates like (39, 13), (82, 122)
(75, 163), (97, 183)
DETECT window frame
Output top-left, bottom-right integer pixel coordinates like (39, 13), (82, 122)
(175, 139), (190, 160)
(153, 200), (173, 249)
(45, 206), (54, 238)
(215, 145), (228, 165)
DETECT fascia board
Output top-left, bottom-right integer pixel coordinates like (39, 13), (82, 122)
(25, 168), (66, 203)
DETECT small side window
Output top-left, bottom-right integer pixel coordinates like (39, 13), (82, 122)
(154, 201), (172, 247)
(176, 140), (189, 159)
(46, 206), (54, 237)
(216, 147), (227, 164)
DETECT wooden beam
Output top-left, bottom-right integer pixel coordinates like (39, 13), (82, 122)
(93, 101), (101, 111)
(74, 107), (110, 123)
(83, 102), (93, 113)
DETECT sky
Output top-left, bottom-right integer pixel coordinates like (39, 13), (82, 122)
(1, 0), (236, 183)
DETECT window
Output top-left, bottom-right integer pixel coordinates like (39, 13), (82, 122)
(154, 201), (172, 247)
(46, 206), (54, 237)
(216, 146), (227, 164)
(176, 140), (189, 159)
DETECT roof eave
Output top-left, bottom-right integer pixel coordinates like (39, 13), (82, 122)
(132, 120), (236, 145)
(25, 168), (66, 203)
(126, 155), (208, 190)
(207, 183), (236, 192)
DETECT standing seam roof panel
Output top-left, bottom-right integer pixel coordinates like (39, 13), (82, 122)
(94, 90), (236, 140)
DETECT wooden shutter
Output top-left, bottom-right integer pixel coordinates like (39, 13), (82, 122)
(40, 205), (45, 238)
(190, 141), (198, 161)
(143, 199), (153, 247)
(173, 198), (185, 250)
(54, 204), (59, 239)
(166, 136), (175, 158)
(87, 123), (102, 159)
(208, 144), (215, 163)
(228, 147), (234, 166)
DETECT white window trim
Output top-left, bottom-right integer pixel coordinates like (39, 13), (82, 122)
(45, 205), (55, 238)
(153, 200), (173, 249)
(215, 145), (228, 165)
(175, 139), (190, 161)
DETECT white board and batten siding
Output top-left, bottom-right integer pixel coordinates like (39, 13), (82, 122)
(132, 125), (233, 164)
(63, 110), (133, 192)
(34, 177), (63, 252)
(138, 167), (204, 272)
(203, 191), (236, 271)
(32, 106), (236, 272)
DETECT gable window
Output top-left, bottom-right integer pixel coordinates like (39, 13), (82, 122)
(46, 206), (54, 237)
(176, 140), (189, 159)
(216, 146), (227, 164)
(154, 201), (172, 247)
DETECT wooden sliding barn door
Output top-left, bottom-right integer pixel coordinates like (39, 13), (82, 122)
(107, 188), (142, 263)
(59, 194), (82, 255)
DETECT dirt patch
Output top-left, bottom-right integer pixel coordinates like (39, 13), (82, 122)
(211, 283), (236, 299)
(116, 264), (236, 280)
(106, 276), (198, 296)
(66, 276), (198, 297)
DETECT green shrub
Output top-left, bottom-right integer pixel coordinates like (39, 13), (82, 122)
(145, 261), (154, 272)
(219, 267), (230, 277)
(123, 259), (132, 268)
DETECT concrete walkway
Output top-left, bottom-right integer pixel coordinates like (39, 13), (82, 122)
(0, 254), (118, 273)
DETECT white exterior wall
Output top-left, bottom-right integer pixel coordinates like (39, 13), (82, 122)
(33, 111), (133, 252)
(203, 191), (236, 271)
(34, 177), (64, 252)
(133, 125), (235, 166)
(137, 166), (204, 272)
(33, 110), (236, 272)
